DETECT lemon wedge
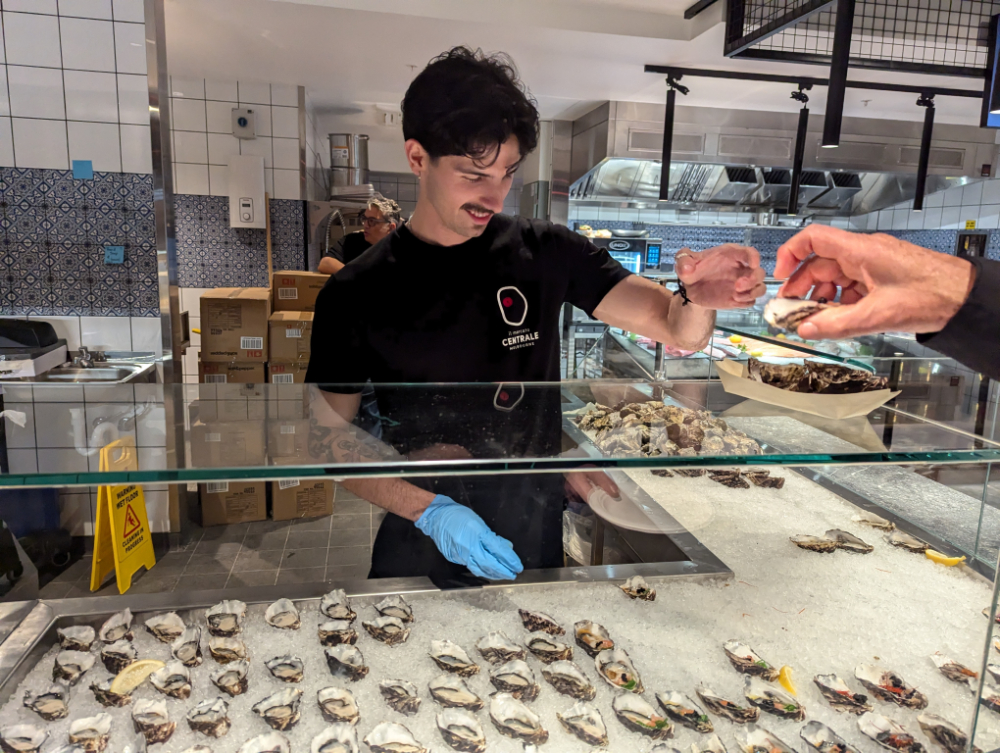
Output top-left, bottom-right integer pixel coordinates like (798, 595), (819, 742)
(776, 333), (787, 339)
(109, 659), (164, 695)
(925, 549), (966, 567)
(729, 335), (743, 344)
(778, 665), (797, 696)
(749, 350), (764, 357)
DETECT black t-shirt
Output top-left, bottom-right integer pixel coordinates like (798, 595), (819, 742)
(327, 231), (370, 264)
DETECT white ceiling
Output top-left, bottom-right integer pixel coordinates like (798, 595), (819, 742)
(164, 0), (988, 126)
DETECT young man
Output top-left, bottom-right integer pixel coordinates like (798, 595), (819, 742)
(317, 196), (403, 275)
(306, 47), (766, 584)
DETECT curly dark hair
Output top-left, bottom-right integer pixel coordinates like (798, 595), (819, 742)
(401, 46), (540, 166)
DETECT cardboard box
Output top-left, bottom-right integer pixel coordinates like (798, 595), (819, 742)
(271, 478), (334, 521)
(199, 361), (266, 384)
(267, 418), (310, 459)
(190, 421), (267, 467)
(268, 361), (309, 384)
(272, 271), (327, 312)
(200, 481), (266, 525)
(268, 312), (313, 362)
(200, 288), (270, 362)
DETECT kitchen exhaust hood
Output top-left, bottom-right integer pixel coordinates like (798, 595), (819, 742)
(569, 102), (996, 216)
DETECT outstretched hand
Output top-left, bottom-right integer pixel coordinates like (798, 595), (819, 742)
(675, 244), (767, 309)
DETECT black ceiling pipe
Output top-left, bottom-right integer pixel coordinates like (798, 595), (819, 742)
(659, 76), (689, 201)
(788, 87), (811, 215)
(821, 0), (856, 147)
(913, 94), (935, 212)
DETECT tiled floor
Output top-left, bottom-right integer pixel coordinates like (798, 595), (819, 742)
(39, 487), (383, 598)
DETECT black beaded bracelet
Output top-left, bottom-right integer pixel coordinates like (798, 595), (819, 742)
(674, 281), (691, 306)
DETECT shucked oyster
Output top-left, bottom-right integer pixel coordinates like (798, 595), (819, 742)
(205, 600), (246, 637)
(827, 529), (874, 554)
(801, 721), (862, 753)
(574, 620), (614, 657)
(855, 511), (895, 531)
(930, 653), (978, 689)
(436, 709), (486, 753)
(596, 648), (644, 692)
(266, 655), (304, 683)
(88, 679), (130, 708)
(744, 676), (805, 721)
(238, 732), (289, 753)
(318, 620), (358, 647)
(620, 575), (656, 600)
(57, 626), (95, 652)
(132, 699), (175, 745)
(208, 636), (247, 664)
(171, 626), (203, 666)
(100, 639), (136, 674)
(735, 726), (796, 753)
(525, 631), (573, 664)
(814, 674), (872, 714)
(98, 609), (133, 643)
(149, 660), (192, 699)
(374, 595), (413, 623)
(476, 631), (524, 664)
(317, 687), (360, 725)
(311, 724), (359, 753)
(0, 725), (47, 753)
(723, 641), (779, 681)
(264, 599), (300, 630)
(918, 714), (979, 753)
(982, 684), (1000, 715)
(612, 692), (672, 739)
(68, 714), (112, 753)
(490, 659), (540, 702)
(211, 660), (249, 697)
(489, 692), (548, 745)
(321, 590), (356, 622)
(364, 615), (410, 646)
(53, 651), (95, 685)
(542, 660), (596, 700)
(252, 688), (303, 731)
(364, 723), (426, 753)
(790, 535), (838, 553)
(858, 712), (925, 753)
(558, 701), (609, 747)
(186, 698), (230, 738)
(23, 684), (69, 720)
(430, 639), (479, 676)
(144, 612), (185, 643)
(855, 665), (928, 709)
(325, 644), (368, 681)
(379, 679), (420, 715)
(763, 297), (834, 333)
(518, 608), (564, 635)
(697, 685), (759, 723)
(886, 530), (928, 553)
(429, 673), (484, 711)
(657, 690), (714, 732)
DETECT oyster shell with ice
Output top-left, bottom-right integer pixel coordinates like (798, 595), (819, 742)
(858, 712), (925, 753)
(855, 665), (928, 709)
(694, 734), (729, 753)
(0, 725), (47, 753)
(265, 655), (304, 683)
(311, 724), (358, 753)
(53, 650), (95, 685)
(252, 688), (303, 731)
(930, 653), (978, 689)
(238, 732), (289, 753)
(144, 612), (185, 643)
(982, 684), (1000, 715)
(801, 721), (862, 753)
(363, 723), (427, 753)
(132, 698), (175, 745)
(23, 684), (69, 720)
(100, 639), (136, 674)
(620, 575), (656, 600)
(98, 609), (133, 643)
(88, 679), (130, 708)
(264, 598), (300, 630)
(696, 685), (759, 723)
(596, 648), (644, 692)
(657, 690), (714, 732)
(525, 631), (573, 664)
(374, 594), (413, 623)
(489, 692), (548, 745)
(735, 725), (796, 753)
(541, 660), (596, 700)
(489, 659), (540, 702)
(476, 631), (525, 664)
(363, 615), (410, 646)
(205, 600), (246, 637)
(885, 530), (928, 553)
(325, 644), (368, 681)
(763, 297), (834, 333)
(171, 626), (203, 666)
(379, 679), (420, 716)
(68, 714), (112, 753)
(186, 698), (230, 738)
(57, 626), (95, 652)
(790, 534), (838, 553)
(211, 660), (249, 697)
(557, 701), (608, 747)
(318, 620), (358, 647)
(814, 674), (872, 714)
(429, 673), (484, 711)
(574, 620), (614, 657)
(827, 529), (874, 554)
(855, 511), (895, 531)
(149, 660), (192, 699)
(518, 608), (564, 635)
(723, 641), (779, 681)
(744, 676), (805, 721)
(321, 589), (356, 621)
(612, 692), (672, 739)
(918, 714), (979, 753)
(436, 709), (486, 753)
(317, 687), (360, 725)
(430, 639), (479, 676)
(208, 636), (247, 664)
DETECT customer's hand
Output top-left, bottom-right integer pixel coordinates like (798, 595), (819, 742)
(676, 244), (767, 309)
(774, 225), (976, 339)
(415, 495), (524, 580)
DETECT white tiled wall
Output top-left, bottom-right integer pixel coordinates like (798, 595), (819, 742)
(169, 77), (304, 200)
(304, 92), (328, 201)
(856, 179), (1000, 231)
(0, 0), (151, 173)
(0, 315), (162, 355)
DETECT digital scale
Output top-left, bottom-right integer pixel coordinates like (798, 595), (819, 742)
(590, 237), (662, 274)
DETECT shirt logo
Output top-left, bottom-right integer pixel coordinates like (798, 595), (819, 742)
(496, 286), (528, 326)
(493, 383), (525, 412)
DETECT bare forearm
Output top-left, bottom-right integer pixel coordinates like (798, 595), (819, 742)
(595, 279), (716, 351)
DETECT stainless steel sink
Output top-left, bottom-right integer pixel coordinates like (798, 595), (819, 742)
(31, 361), (156, 383)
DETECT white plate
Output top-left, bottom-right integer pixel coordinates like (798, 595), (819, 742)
(586, 489), (664, 534)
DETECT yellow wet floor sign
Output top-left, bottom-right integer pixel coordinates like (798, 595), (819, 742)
(90, 436), (156, 593)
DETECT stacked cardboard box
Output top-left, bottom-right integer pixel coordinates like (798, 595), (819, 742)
(199, 287), (270, 382)
(272, 271), (327, 312)
(270, 459), (334, 521)
(199, 481), (267, 526)
(268, 271), (322, 386)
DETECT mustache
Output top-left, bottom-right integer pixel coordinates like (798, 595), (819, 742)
(462, 203), (494, 215)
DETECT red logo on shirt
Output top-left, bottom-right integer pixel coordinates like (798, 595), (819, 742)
(496, 286), (527, 326)
(502, 297), (513, 307)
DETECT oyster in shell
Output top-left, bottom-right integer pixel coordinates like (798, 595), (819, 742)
(827, 529), (874, 553)
(264, 599), (300, 630)
(855, 512), (894, 531)
(763, 297), (834, 333)
(790, 535), (838, 553)
(814, 674), (872, 714)
(23, 684), (69, 720)
(744, 676), (805, 721)
(68, 714), (112, 753)
(574, 620), (614, 657)
(252, 688), (303, 731)
(208, 636), (247, 664)
(171, 626), (203, 666)
(801, 721), (862, 753)
(489, 659), (540, 702)
(858, 712), (925, 753)
(436, 709), (486, 753)
(317, 687), (359, 725)
(518, 608), (564, 635)
(542, 660), (596, 700)
(144, 612), (185, 643)
(88, 679), (130, 708)
(149, 660), (192, 699)
(98, 609), (133, 643)
(318, 620), (358, 647)
(238, 732), (289, 753)
(186, 698), (230, 738)
(723, 641), (779, 681)
(657, 691), (714, 732)
(211, 660), (249, 697)
(266, 655), (304, 683)
(379, 679), (420, 716)
(885, 531), (928, 553)
(53, 650), (95, 685)
(429, 674), (484, 711)
(696, 685), (759, 723)
(930, 653), (978, 689)
(0, 725), (47, 753)
(525, 631), (573, 663)
(476, 631), (524, 664)
(744, 470), (785, 489)
(489, 692), (548, 745)
(132, 699), (175, 745)
(558, 701), (608, 747)
(320, 589), (356, 622)
(57, 626), (95, 652)
(735, 726), (796, 753)
(311, 724), (358, 753)
(982, 684), (1000, 715)
(709, 470), (750, 489)
(363, 723), (426, 753)
(205, 600), (246, 637)
(596, 648), (644, 692)
(325, 644), (368, 681)
(374, 595), (413, 623)
(100, 639), (136, 674)
(855, 665), (928, 709)
(612, 692), (672, 739)
(363, 615), (410, 646)
(918, 714), (979, 753)
(430, 639), (479, 676)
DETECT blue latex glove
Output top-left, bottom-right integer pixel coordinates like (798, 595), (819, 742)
(414, 495), (524, 581)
